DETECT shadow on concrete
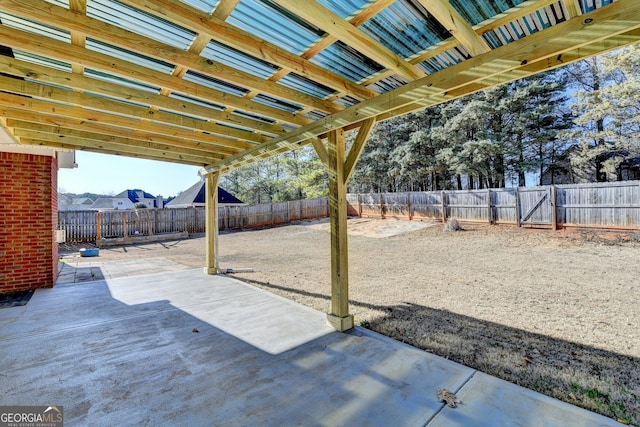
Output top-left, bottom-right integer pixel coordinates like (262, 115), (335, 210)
(0, 272), (474, 426)
(234, 277), (640, 424)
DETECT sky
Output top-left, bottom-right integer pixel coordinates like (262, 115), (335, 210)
(58, 152), (202, 197)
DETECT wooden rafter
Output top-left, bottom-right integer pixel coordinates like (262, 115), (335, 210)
(210, 0), (640, 172)
(0, 77), (264, 145)
(0, 0), (636, 170)
(415, 0), (490, 56)
(2, 111), (236, 157)
(8, 121), (223, 159)
(0, 26), (310, 127)
(362, 0), (563, 87)
(0, 0), (340, 114)
(563, 0), (583, 18)
(271, 0), (425, 81)
(213, 0), (240, 20)
(118, 0), (378, 102)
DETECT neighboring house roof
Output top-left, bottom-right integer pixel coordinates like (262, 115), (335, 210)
(166, 180), (243, 208)
(71, 197), (94, 205)
(114, 189), (156, 203)
(90, 197), (118, 209)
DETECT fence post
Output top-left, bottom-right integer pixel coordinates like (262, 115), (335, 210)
(551, 185), (557, 230)
(441, 191), (447, 223)
(379, 193), (384, 219)
(270, 203), (275, 226)
(287, 201), (292, 223)
(487, 189), (493, 224)
(357, 194), (362, 217)
(407, 192), (412, 221)
(147, 210), (154, 235)
(96, 212), (101, 241)
(122, 212), (127, 238)
(514, 187), (521, 227)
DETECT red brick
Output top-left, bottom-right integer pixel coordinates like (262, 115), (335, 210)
(0, 153), (58, 293)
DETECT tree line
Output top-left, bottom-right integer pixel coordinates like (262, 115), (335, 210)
(222, 45), (640, 204)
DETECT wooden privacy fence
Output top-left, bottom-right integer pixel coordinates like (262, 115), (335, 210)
(59, 197), (329, 242)
(347, 181), (640, 230)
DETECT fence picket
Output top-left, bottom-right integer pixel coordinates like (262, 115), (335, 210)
(58, 197), (331, 242)
(58, 183), (640, 243)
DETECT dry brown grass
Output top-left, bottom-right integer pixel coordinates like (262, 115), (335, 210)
(63, 219), (640, 424)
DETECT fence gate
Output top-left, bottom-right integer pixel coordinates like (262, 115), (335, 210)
(517, 186), (553, 227)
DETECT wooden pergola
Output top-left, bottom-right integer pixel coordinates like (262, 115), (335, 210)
(1, 0), (639, 330)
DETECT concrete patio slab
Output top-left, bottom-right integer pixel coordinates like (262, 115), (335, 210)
(0, 269), (619, 426)
(56, 257), (191, 284)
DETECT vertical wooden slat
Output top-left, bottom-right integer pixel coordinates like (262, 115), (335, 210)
(96, 212), (101, 240)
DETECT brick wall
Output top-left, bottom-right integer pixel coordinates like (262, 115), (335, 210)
(0, 152), (58, 293)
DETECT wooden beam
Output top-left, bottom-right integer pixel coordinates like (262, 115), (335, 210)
(302, 0), (397, 60)
(0, 76), (267, 145)
(68, 0), (87, 74)
(15, 132), (215, 165)
(564, 0), (583, 18)
(326, 128), (353, 331)
(311, 137), (329, 168)
(378, 25), (640, 123)
(475, 0), (559, 34)
(17, 138), (205, 165)
(344, 118), (376, 184)
(2, 112), (231, 157)
(0, 56), (287, 137)
(415, 0), (491, 56)
(213, 0), (240, 20)
(0, 92), (247, 155)
(118, 0), (377, 101)
(2, 0), (342, 114)
(205, 171), (221, 274)
(361, 0), (561, 88)
(209, 0), (640, 172)
(0, 25), (311, 127)
(10, 124), (223, 160)
(271, 0), (425, 81)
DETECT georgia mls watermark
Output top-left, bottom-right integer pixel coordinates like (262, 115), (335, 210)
(0, 406), (63, 427)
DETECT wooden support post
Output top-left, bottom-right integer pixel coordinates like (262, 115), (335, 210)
(407, 192), (412, 221)
(551, 185), (558, 230)
(357, 193), (362, 217)
(326, 128), (354, 332)
(441, 191), (447, 223)
(205, 171), (221, 275)
(379, 193), (384, 219)
(122, 212), (127, 237)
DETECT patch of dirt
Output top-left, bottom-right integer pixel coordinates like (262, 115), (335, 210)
(63, 219), (640, 424)
(305, 217), (437, 238)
